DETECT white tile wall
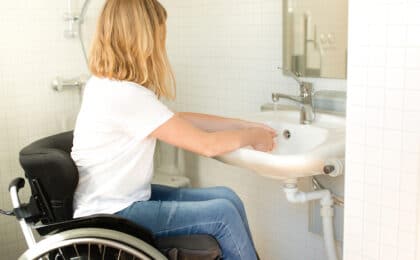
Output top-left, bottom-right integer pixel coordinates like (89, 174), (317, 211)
(344, 1), (420, 260)
(160, 0), (346, 259)
(0, 1), (104, 258)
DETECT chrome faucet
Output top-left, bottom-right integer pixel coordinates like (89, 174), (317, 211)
(273, 68), (315, 124)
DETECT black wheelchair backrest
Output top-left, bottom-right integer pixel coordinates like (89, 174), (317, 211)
(19, 131), (78, 224)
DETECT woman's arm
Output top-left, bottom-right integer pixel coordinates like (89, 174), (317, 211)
(150, 113), (277, 157)
(177, 112), (275, 133)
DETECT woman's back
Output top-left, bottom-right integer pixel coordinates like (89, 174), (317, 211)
(71, 76), (174, 218)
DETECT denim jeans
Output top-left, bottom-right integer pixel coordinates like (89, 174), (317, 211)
(116, 185), (258, 260)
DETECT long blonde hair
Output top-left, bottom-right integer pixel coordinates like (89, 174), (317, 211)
(89, 0), (175, 99)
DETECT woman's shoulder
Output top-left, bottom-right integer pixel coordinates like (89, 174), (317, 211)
(88, 76), (157, 97)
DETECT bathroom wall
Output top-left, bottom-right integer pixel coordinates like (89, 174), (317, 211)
(344, 1), (420, 260)
(160, 0), (346, 259)
(0, 1), (103, 258)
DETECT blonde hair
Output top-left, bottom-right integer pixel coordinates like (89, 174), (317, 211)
(89, 0), (175, 99)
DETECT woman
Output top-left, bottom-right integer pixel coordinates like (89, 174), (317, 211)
(71, 0), (277, 259)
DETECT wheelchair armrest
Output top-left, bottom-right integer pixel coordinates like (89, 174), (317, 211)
(35, 214), (155, 246)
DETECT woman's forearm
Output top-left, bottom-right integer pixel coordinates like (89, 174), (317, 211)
(177, 112), (246, 132)
(151, 114), (276, 157)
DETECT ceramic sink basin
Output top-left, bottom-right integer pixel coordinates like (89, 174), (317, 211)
(214, 110), (346, 181)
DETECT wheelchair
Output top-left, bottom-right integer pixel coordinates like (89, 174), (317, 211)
(4, 131), (222, 260)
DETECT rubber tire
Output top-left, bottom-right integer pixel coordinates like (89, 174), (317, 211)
(18, 228), (167, 260)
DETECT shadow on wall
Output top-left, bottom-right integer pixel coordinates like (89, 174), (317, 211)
(180, 150), (201, 187)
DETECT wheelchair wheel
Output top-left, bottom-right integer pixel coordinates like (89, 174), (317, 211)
(18, 228), (167, 260)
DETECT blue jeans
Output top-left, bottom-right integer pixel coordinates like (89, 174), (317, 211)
(116, 185), (257, 260)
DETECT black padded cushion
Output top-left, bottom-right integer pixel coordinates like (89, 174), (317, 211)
(19, 131), (77, 223)
(155, 235), (222, 260)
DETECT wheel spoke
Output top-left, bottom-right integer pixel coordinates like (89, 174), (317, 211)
(21, 236), (153, 260)
(58, 248), (67, 260)
(101, 245), (107, 260)
(73, 244), (80, 257)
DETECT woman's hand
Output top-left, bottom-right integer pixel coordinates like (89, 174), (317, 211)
(245, 127), (278, 152)
(239, 120), (278, 137)
(241, 121), (278, 152)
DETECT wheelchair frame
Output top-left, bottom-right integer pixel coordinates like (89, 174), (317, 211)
(9, 177), (167, 260)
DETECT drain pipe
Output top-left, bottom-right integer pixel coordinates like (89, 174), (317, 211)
(283, 181), (338, 260)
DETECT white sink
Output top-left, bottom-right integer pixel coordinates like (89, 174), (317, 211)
(214, 110), (346, 181)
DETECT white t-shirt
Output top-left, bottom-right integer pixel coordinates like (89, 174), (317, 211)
(71, 76), (174, 218)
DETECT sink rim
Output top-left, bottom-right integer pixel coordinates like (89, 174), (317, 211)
(243, 110), (346, 129)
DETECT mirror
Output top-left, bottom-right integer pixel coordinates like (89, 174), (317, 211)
(283, 0), (348, 79)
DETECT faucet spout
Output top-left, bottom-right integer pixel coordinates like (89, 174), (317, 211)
(272, 92), (315, 124)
